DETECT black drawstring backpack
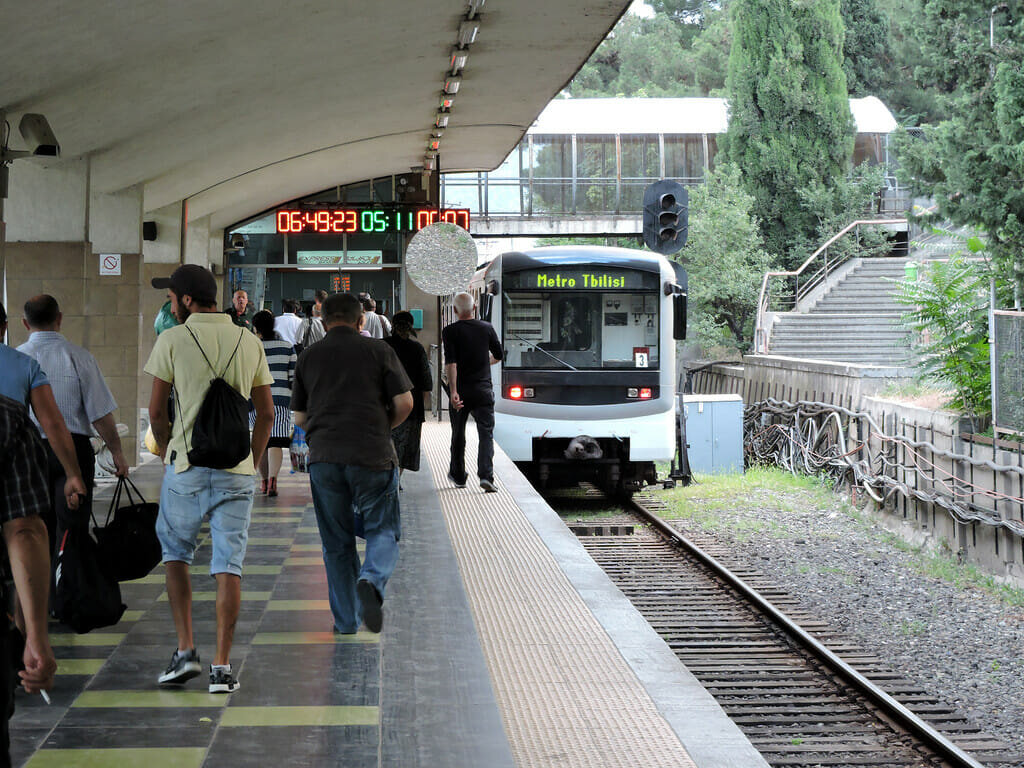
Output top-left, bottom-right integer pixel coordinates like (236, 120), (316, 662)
(180, 327), (250, 469)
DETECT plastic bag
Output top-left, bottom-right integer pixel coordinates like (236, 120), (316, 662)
(290, 426), (310, 473)
(154, 300), (179, 336)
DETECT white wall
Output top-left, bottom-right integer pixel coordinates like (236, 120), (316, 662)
(3, 158), (88, 241)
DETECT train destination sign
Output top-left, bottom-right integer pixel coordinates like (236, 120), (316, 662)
(275, 206), (470, 235)
(505, 268), (658, 291)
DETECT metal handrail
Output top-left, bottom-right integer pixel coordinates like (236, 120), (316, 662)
(753, 218), (906, 354)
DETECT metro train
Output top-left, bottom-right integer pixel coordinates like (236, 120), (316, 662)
(457, 245), (687, 493)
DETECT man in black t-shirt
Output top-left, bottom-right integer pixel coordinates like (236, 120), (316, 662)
(442, 292), (503, 492)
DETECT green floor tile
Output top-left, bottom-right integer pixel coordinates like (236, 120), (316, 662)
(120, 610), (146, 622)
(283, 557), (325, 566)
(57, 658), (106, 675)
(266, 599), (331, 611)
(296, 527), (320, 533)
(289, 544), (322, 552)
(220, 705), (378, 727)
(50, 633), (125, 647)
(127, 574), (167, 584)
(74, 690), (224, 708)
(25, 748), (206, 768)
(157, 591), (271, 602)
(252, 631), (378, 645)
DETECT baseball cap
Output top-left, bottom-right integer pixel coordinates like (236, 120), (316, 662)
(151, 264), (218, 305)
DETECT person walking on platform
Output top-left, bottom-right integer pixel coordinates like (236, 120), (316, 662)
(384, 311), (432, 478)
(0, 302), (87, 516)
(146, 265), (274, 694)
(291, 293), (412, 634)
(443, 292), (502, 493)
(0, 394), (58, 768)
(224, 289), (253, 331)
(358, 295), (387, 339)
(17, 294), (129, 560)
(250, 310), (297, 497)
(298, 289), (327, 349)
(274, 299), (303, 347)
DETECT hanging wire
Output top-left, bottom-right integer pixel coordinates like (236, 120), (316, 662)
(744, 398), (1024, 537)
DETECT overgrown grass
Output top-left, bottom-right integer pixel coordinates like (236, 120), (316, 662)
(657, 466), (838, 540)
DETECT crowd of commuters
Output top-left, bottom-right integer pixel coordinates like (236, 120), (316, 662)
(0, 264), (504, 765)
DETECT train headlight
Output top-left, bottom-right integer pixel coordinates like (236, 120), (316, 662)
(639, 388), (653, 399)
(627, 388), (639, 398)
(509, 386), (523, 399)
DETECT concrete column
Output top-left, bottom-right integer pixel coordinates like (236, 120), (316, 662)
(2, 159), (145, 465)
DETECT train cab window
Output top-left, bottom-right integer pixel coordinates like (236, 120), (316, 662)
(503, 290), (658, 370)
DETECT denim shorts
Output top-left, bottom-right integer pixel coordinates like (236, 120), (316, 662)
(157, 465), (255, 576)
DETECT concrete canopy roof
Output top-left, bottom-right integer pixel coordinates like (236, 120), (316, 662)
(1, 1), (629, 229)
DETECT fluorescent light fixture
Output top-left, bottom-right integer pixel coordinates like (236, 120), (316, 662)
(449, 47), (470, 73)
(466, 0), (485, 18)
(440, 93), (456, 110)
(435, 112), (450, 128)
(443, 75), (462, 94)
(458, 19), (480, 46)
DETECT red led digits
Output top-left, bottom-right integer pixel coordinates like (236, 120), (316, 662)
(274, 207), (470, 234)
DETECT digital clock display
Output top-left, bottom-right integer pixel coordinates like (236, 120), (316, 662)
(275, 206), (470, 235)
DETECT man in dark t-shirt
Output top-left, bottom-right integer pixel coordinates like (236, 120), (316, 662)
(442, 292), (503, 492)
(291, 293), (413, 634)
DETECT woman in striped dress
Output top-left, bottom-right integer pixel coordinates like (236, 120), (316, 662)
(251, 310), (296, 497)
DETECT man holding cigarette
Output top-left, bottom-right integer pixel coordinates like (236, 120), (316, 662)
(0, 394), (58, 768)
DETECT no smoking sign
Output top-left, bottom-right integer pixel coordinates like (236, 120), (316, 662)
(99, 253), (121, 276)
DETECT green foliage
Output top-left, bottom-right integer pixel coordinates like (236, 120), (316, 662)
(841, 0), (890, 97)
(896, 2), (1024, 296)
(721, 0), (856, 269)
(677, 163), (773, 350)
(892, 249), (994, 424)
(797, 163), (892, 262)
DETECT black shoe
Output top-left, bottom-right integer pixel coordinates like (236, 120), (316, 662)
(357, 579), (383, 633)
(157, 648), (201, 686)
(480, 478), (498, 493)
(447, 472), (467, 489)
(208, 666), (240, 694)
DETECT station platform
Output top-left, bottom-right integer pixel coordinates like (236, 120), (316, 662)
(10, 422), (766, 768)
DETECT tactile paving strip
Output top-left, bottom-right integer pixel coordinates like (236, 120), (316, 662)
(422, 422), (696, 768)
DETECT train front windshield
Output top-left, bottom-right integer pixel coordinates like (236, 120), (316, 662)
(503, 288), (660, 370)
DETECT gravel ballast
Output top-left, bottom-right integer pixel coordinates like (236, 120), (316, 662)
(654, 474), (1024, 757)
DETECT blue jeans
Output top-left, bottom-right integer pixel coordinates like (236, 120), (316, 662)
(157, 465), (255, 576)
(308, 462), (401, 633)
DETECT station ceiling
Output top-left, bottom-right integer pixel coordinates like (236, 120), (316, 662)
(0, 1), (629, 229)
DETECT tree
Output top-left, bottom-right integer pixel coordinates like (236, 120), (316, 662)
(677, 163), (773, 349)
(720, 0), (856, 270)
(896, 1), (1024, 300)
(841, 0), (890, 98)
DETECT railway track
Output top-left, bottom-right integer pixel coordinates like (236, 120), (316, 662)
(549, 488), (1022, 768)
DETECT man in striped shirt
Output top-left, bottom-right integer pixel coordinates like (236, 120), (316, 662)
(17, 295), (127, 551)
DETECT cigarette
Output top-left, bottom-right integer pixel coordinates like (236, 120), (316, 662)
(40, 690), (51, 705)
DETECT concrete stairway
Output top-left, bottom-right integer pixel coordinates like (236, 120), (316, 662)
(767, 258), (915, 367)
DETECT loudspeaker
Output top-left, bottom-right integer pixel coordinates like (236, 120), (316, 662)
(142, 221), (158, 241)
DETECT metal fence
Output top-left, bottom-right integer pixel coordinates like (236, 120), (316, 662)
(993, 310), (1024, 436)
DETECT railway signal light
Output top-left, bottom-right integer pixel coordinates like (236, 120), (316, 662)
(642, 180), (688, 256)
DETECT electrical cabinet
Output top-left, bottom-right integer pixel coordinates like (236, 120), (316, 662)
(682, 394), (744, 475)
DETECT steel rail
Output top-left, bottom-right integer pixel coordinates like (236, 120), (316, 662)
(625, 495), (989, 768)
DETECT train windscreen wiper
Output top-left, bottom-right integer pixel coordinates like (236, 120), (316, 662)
(506, 331), (578, 371)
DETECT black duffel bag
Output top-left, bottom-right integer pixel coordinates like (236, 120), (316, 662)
(53, 522), (126, 634)
(94, 477), (162, 582)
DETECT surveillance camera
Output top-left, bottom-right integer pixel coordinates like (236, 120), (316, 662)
(18, 114), (60, 157)
(230, 233), (245, 249)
